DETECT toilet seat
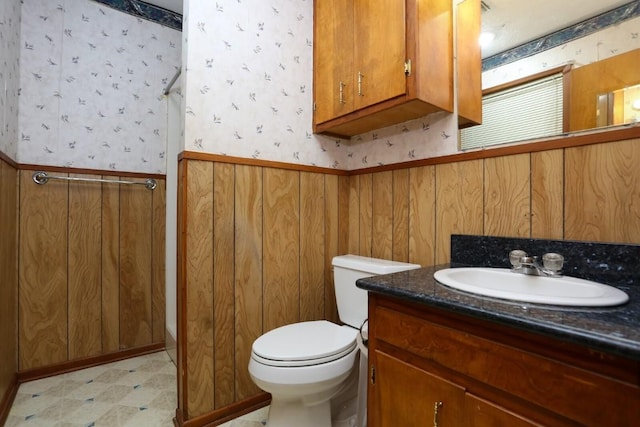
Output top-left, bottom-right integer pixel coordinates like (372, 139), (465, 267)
(251, 320), (357, 367)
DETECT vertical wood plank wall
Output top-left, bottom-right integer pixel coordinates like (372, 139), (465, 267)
(348, 138), (640, 265)
(179, 160), (346, 418)
(179, 137), (640, 421)
(18, 170), (166, 371)
(0, 159), (19, 413)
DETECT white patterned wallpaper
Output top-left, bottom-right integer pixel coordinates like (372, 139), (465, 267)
(14, 1), (636, 173)
(483, 15), (640, 89)
(181, 0), (459, 171)
(0, 0), (21, 160)
(18, 0), (181, 173)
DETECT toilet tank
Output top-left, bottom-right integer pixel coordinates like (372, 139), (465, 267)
(332, 255), (420, 328)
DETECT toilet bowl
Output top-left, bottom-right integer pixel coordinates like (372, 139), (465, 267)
(248, 255), (421, 427)
(249, 321), (359, 427)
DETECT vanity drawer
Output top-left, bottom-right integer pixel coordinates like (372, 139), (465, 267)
(371, 299), (640, 426)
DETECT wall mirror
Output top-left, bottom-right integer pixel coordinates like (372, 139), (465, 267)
(470, 0), (640, 146)
(597, 83), (640, 127)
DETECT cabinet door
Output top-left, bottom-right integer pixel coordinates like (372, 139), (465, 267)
(466, 394), (544, 427)
(373, 350), (464, 427)
(456, 0), (482, 127)
(313, 0), (354, 124)
(353, 0), (406, 110)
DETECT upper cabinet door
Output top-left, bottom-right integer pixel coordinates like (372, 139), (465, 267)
(457, 0), (482, 128)
(353, 0), (407, 111)
(313, 0), (354, 125)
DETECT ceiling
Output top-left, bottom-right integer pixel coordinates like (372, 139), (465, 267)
(142, 0), (631, 58)
(480, 0), (632, 58)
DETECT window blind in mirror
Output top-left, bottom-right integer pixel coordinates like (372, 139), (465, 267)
(460, 73), (564, 150)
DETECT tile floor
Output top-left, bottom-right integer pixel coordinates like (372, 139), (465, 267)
(218, 407), (268, 427)
(5, 351), (267, 427)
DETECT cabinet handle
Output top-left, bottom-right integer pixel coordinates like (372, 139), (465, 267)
(358, 72), (364, 96)
(339, 81), (347, 104)
(433, 401), (443, 427)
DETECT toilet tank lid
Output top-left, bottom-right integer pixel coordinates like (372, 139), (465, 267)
(332, 255), (421, 275)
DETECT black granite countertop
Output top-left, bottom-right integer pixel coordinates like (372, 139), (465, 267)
(357, 265), (640, 360)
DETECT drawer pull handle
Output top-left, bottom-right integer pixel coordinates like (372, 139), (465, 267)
(339, 81), (347, 104)
(433, 401), (443, 427)
(358, 72), (364, 96)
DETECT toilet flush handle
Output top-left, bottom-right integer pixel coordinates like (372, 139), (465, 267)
(359, 319), (368, 347)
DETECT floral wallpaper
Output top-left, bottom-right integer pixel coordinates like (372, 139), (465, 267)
(14, 0), (635, 173)
(483, 15), (640, 90)
(0, 0), (21, 161)
(181, 0), (459, 171)
(18, 0), (181, 174)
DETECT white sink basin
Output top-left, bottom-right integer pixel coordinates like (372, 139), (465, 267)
(433, 268), (629, 307)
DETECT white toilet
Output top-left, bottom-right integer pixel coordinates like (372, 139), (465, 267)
(248, 255), (421, 427)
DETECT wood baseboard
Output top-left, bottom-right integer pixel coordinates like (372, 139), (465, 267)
(0, 374), (19, 426)
(17, 342), (165, 383)
(174, 393), (270, 427)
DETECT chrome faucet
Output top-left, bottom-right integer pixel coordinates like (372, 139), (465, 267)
(509, 250), (564, 277)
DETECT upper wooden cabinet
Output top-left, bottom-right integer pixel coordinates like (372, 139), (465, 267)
(313, 0), (455, 138)
(313, 0), (354, 126)
(457, 0), (482, 128)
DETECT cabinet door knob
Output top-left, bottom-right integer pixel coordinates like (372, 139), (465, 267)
(339, 81), (347, 104)
(358, 72), (365, 96)
(433, 401), (443, 427)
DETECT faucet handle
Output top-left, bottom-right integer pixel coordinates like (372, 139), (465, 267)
(542, 253), (564, 273)
(509, 250), (527, 268)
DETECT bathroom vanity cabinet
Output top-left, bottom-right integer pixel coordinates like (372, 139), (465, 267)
(367, 293), (640, 427)
(313, 0), (463, 138)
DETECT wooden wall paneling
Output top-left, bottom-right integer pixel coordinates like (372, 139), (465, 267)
(176, 159), (187, 419)
(213, 162), (236, 408)
(0, 160), (18, 402)
(392, 169), (410, 262)
(359, 174), (373, 257)
(119, 179), (153, 348)
(372, 171), (393, 260)
(152, 179), (166, 343)
(435, 160), (484, 264)
(300, 172), (325, 322)
(347, 175), (360, 255)
(234, 165), (263, 400)
(565, 139), (640, 243)
(19, 170), (68, 370)
(408, 166), (436, 267)
(324, 175), (340, 323)
(531, 150), (564, 239)
(185, 160), (215, 417)
(337, 176), (351, 258)
(483, 154), (531, 238)
(263, 168), (300, 331)
(68, 174), (102, 359)
(101, 177), (120, 352)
